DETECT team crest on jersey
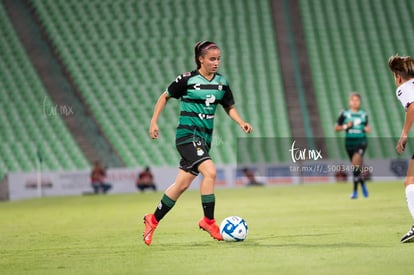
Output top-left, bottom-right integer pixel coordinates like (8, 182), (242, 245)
(218, 82), (223, 91)
(196, 147), (205, 156)
(192, 140), (205, 156)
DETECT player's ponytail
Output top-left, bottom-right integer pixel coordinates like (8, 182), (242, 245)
(194, 41), (219, 69)
(388, 54), (414, 79)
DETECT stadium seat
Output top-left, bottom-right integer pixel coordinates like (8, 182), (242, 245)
(32, 0), (291, 167)
(0, 3), (89, 180)
(299, 0), (413, 159)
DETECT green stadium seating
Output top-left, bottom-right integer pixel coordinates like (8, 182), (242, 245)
(5, 0), (413, 179)
(300, 0), (414, 159)
(32, 0), (291, 166)
(0, 3), (89, 180)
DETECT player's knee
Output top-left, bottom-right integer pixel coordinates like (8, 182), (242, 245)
(178, 185), (190, 193)
(198, 161), (216, 181)
(177, 179), (193, 192)
(203, 167), (216, 181)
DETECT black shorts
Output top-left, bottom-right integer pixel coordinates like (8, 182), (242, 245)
(176, 140), (211, 176)
(346, 142), (367, 160)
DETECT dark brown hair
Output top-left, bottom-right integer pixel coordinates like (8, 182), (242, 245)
(194, 41), (219, 69)
(349, 92), (361, 99)
(388, 54), (414, 80)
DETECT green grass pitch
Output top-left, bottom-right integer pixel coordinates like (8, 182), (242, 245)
(1, 181), (414, 275)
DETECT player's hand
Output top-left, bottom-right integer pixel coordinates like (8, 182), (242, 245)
(240, 122), (253, 134)
(346, 121), (353, 129)
(149, 122), (159, 139)
(396, 135), (407, 154)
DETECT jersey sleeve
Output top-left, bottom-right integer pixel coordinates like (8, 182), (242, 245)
(166, 72), (190, 99)
(221, 86), (235, 108)
(397, 85), (414, 110)
(336, 111), (346, 125)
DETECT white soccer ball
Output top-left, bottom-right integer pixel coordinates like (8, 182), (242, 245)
(219, 216), (248, 242)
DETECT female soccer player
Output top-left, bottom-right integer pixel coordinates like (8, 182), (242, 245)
(142, 41), (253, 245)
(335, 93), (371, 199)
(388, 54), (414, 243)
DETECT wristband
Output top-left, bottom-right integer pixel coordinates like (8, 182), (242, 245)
(343, 125), (348, 130)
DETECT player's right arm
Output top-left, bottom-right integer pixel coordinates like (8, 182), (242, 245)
(396, 103), (414, 154)
(334, 111), (353, 132)
(149, 72), (189, 139)
(149, 91), (171, 139)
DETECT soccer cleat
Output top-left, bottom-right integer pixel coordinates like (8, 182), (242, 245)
(198, 218), (223, 241)
(350, 191), (358, 199)
(361, 184), (369, 198)
(400, 225), (414, 243)
(143, 214), (158, 246)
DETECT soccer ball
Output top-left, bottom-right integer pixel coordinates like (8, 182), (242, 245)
(219, 216), (248, 242)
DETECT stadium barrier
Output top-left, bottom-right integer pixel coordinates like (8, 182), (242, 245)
(0, 158), (406, 201)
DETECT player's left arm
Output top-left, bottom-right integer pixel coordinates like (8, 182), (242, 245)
(225, 105), (253, 134)
(220, 83), (252, 134)
(396, 103), (414, 154)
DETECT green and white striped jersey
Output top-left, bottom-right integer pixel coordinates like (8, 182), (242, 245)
(337, 109), (368, 147)
(166, 70), (235, 148)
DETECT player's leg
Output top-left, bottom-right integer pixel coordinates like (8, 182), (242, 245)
(351, 152), (369, 198)
(143, 169), (196, 245)
(164, 169), (196, 200)
(401, 158), (414, 243)
(357, 144), (369, 197)
(153, 169), (195, 222)
(359, 162), (369, 198)
(197, 159), (223, 241)
(347, 148), (360, 199)
(199, 159), (217, 219)
(350, 153), (363, 198)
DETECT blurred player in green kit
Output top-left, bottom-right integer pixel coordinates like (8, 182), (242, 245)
(335, 93), (371, 199)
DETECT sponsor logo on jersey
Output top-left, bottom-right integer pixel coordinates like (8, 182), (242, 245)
(353, 118), (361, 126)
(198, 114), (215, 120)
